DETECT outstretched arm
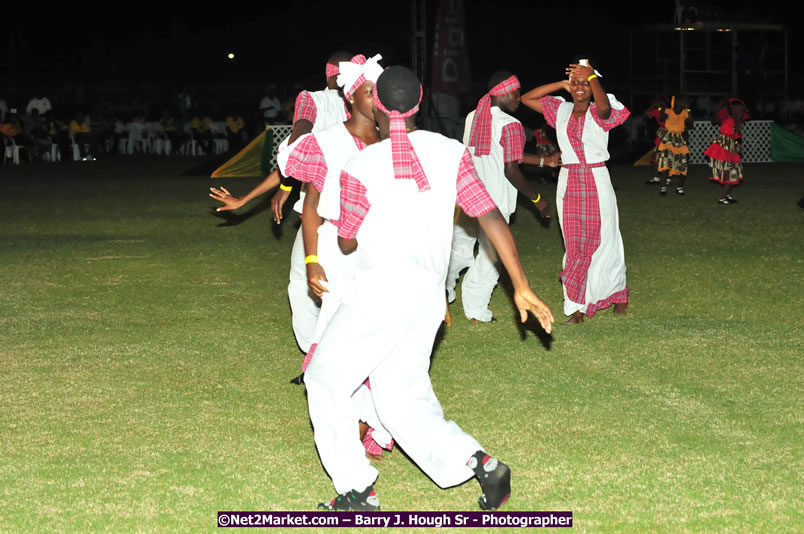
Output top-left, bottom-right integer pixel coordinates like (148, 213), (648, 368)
(209, 169), (281, 212)
(521, 81), (570, 114)
(477, 208), (554, 333)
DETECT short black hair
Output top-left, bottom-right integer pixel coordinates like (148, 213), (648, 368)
(488, 70), (515, 90)
(375, 66), (421, 113)
(327, 50), (354, 66)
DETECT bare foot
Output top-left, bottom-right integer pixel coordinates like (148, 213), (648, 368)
(613, 302), (628, 315)
(562, 311), (584, 325)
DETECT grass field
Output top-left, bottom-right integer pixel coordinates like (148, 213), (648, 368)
(1, 156), (802, 533)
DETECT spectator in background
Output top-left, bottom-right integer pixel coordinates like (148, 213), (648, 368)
(110, 118), (127, 155)
(69, 111), (99, 160)
(2, 108), (32, 149)
(0, 97), (7, 122)
(259, 84), (282, 128)
(124, 112), (147, 154)
(160, 110), (184, 154)
(2, 108), (49, 160)
(22, 108), (53, 159)
(211, 114), (228, 147)
(26, 93), (52, 116)
(189, 110), (214, 155)
(88, 105), (114, 155)
(22, 108), (42, 137)
(225, 111), (247, 149)
(47, 112), (72, 162)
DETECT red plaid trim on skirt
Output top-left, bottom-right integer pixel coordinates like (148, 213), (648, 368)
(560, 162), (606, 305)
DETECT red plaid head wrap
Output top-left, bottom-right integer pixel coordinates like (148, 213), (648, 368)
(337, 54), (383, 98)
(326, 63), (340, 78)
(372, 83), (429, 192)
(467, 75), (520, 156)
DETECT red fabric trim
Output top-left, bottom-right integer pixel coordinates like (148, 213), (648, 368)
(338, 170), (371, 239)
(704, 144), (741, 163)
(301, 343), (316, 372)
(500, 122), (525, 163)
(456, 149), (497, 217)
(709, 176), (743, 185)
(585, 287), (629, 318)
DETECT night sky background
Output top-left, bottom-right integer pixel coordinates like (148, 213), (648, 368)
(3, 1), (798, 121)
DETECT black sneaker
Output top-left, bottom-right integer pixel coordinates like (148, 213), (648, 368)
(645, 177), (660, 185)
(725, 195), (738, 203)
(289, 373), (304, 385)
(676, 187), (685, 195)
(469, 451), (511, 510)
(717, 198), (731, 205)
(660, 186), (668, 196)
(318, 486), (380, 511)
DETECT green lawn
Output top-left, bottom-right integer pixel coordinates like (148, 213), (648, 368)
(1, 157), (801, 533)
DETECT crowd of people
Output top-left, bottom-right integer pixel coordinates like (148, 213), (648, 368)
(4, 50), (779, 512)
(0, 104), (255, 163)
(206, 50), (638, 512)
(207, 47), (799, 512)
(0, 86), (308, 164)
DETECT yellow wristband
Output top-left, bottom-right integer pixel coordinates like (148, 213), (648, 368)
(305, 255), (318, 265)
(280, 184), (293, 192)
(587, 74), (598, 82)
(532, 194), (541, 204)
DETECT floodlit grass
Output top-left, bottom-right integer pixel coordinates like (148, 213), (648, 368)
(1, 157), (801, 532)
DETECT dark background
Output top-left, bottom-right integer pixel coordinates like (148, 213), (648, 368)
(2, 1), (798, 129)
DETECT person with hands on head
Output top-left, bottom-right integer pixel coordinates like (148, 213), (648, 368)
(446, 70), (559, 323)
(306, 66), (553, 512)
(521, 59), (630, 325)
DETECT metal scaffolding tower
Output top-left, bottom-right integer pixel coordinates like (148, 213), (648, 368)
(629, 22), (788, 117)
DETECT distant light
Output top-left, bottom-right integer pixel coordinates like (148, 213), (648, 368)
(674, 27), (695, 31)
(227, 52), (235, 60)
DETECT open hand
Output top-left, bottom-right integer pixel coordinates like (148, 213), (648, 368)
(513, 287), (555, 334)
(209, 186), (244, 212)
(566, 63), (595, 82)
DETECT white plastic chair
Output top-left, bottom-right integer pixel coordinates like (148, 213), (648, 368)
(3, 135), (32, 164)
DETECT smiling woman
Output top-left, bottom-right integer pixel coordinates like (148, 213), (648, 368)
(520, 61), (631, 325)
